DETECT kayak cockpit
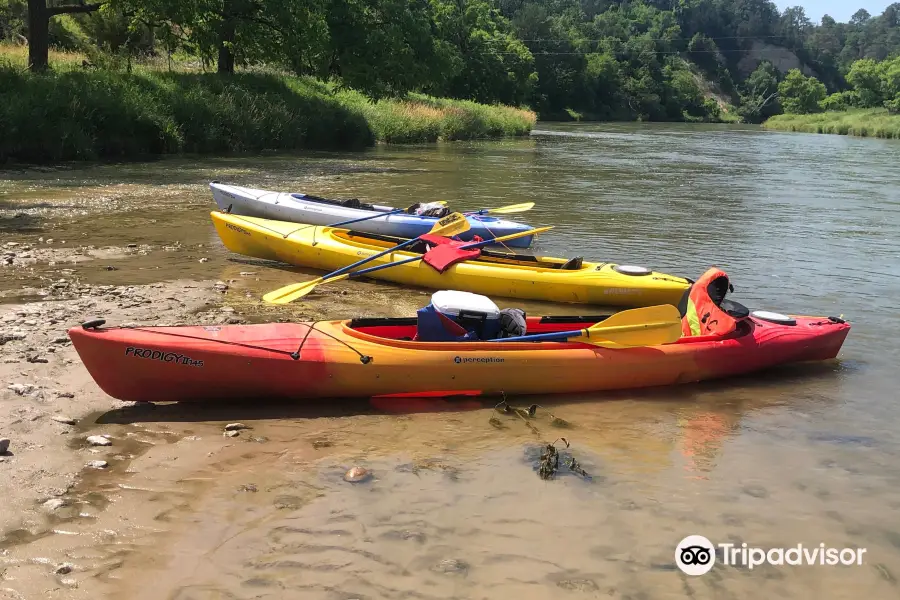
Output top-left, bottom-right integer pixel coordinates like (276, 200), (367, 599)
(290, 192), (378, 211)
(347, 314), (601, 342)
(341, 287), (764, 348)
(334, 229), (588, 271)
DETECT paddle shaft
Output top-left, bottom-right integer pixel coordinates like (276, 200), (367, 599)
(326, 207), (407, 229)
(302, 212), (471, 284)
(342, 229), (540, 280)
(494, 321), (675, 343)
(318, 236), (421, 282)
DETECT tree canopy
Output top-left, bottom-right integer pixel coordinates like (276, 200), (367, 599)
(4, 0), (900, 120)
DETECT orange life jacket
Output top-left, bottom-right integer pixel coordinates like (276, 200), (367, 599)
(681, 267), (739, 337)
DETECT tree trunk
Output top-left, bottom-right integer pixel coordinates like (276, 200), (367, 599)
(27, 2), (106, 72)
(27, 0), (49, 72)
(217, 3), (236, 74)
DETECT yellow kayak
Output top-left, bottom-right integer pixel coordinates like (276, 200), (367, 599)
(210, 211), (692, 307)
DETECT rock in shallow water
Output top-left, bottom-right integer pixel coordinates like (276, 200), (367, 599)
(87, 460), (108, 469)
(43, 498), (67, 511)
(343, 466), (372, 483)
(432, 558), (469, 575)
(86, 435), (112, 447)
(224, 422), (250, 431)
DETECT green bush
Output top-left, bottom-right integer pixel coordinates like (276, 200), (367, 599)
(763, 108), (900, 139)
(0, 66), (535, 163)
(821, 91), (860, 111)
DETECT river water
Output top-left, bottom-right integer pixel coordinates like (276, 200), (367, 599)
(2, 123), (899, 598)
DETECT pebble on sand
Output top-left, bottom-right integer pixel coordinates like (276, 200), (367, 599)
(42, 498), (67, 511)
(86, 435), (112, 447)
(52, 415), (77, 425)
(343, 466), (372, 483)
(87, 460), (108, 469)
(7, 383), (34, 396)
(224, 423), (250, 431)
(224, 430), (240, 438)
(0, 438), (10, 454)
(55, 563), (74, 575)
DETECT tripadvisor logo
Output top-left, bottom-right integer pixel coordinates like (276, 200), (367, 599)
(675, 535), (716, 576)
(675, 535), (867, 575)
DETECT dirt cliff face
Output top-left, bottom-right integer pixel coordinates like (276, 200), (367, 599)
(737, 41), (819, 79)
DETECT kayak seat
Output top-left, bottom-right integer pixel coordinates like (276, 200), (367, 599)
(720, 298), (750, 319)
(560, 257), (583, 270)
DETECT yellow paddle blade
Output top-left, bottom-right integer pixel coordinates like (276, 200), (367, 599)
(578, 304), (683, 347)
(429, 212), (470, 237)
(263, 273), (351, 305)
(485, 202), (535, 215)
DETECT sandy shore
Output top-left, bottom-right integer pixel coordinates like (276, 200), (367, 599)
(0, 231), (430, 599)
(0, 267), (238, 596)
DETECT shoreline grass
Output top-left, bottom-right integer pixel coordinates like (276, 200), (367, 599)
(763, 109), (900, 139)
(0, 45), (536, 164)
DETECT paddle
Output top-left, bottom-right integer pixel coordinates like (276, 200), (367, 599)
(264, 225), (553, 304)
(296, 198), (532, 232)
(263, 212), (471, 305)
(326, 205), (418, 229)
(468, 202), (535, 215)
(494, 305), (683, 347)
(432, 200), (534, 215)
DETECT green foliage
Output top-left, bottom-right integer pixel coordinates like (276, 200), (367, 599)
(820, 90), (859, 111)
(764, 108), (900, 139)
(778, 69), (826, 114)
(6, 0), (900, 133)
(339, 91), (535, 142)
(737, 60), (780, 123)
(847, 58), (884, 107)
(324, 0), (448, 98)
(428, 0), (536, 106)
(0, 0), (26, 42)
(0, 64), (534, 163)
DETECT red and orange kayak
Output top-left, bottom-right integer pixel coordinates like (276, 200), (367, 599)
(68, 272), (850, 403)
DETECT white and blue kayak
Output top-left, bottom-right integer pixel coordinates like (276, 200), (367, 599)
(209, 182), (536, 248)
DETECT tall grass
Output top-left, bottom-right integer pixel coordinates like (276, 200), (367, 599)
(763, 109), (900, 140)
(338, 90), (536, 143)
(0, 45), (536, 164)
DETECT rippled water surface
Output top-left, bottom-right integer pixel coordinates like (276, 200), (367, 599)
(2, 123), (900, 598)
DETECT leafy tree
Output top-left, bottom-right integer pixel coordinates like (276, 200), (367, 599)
(324, 0), (447, 97)
(777, 68), (826, 114)
(429, 0), (536, 105)
(737, 60), (779, 122)
(846, 58), (884, 107)
(820, 90), (859, 111)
